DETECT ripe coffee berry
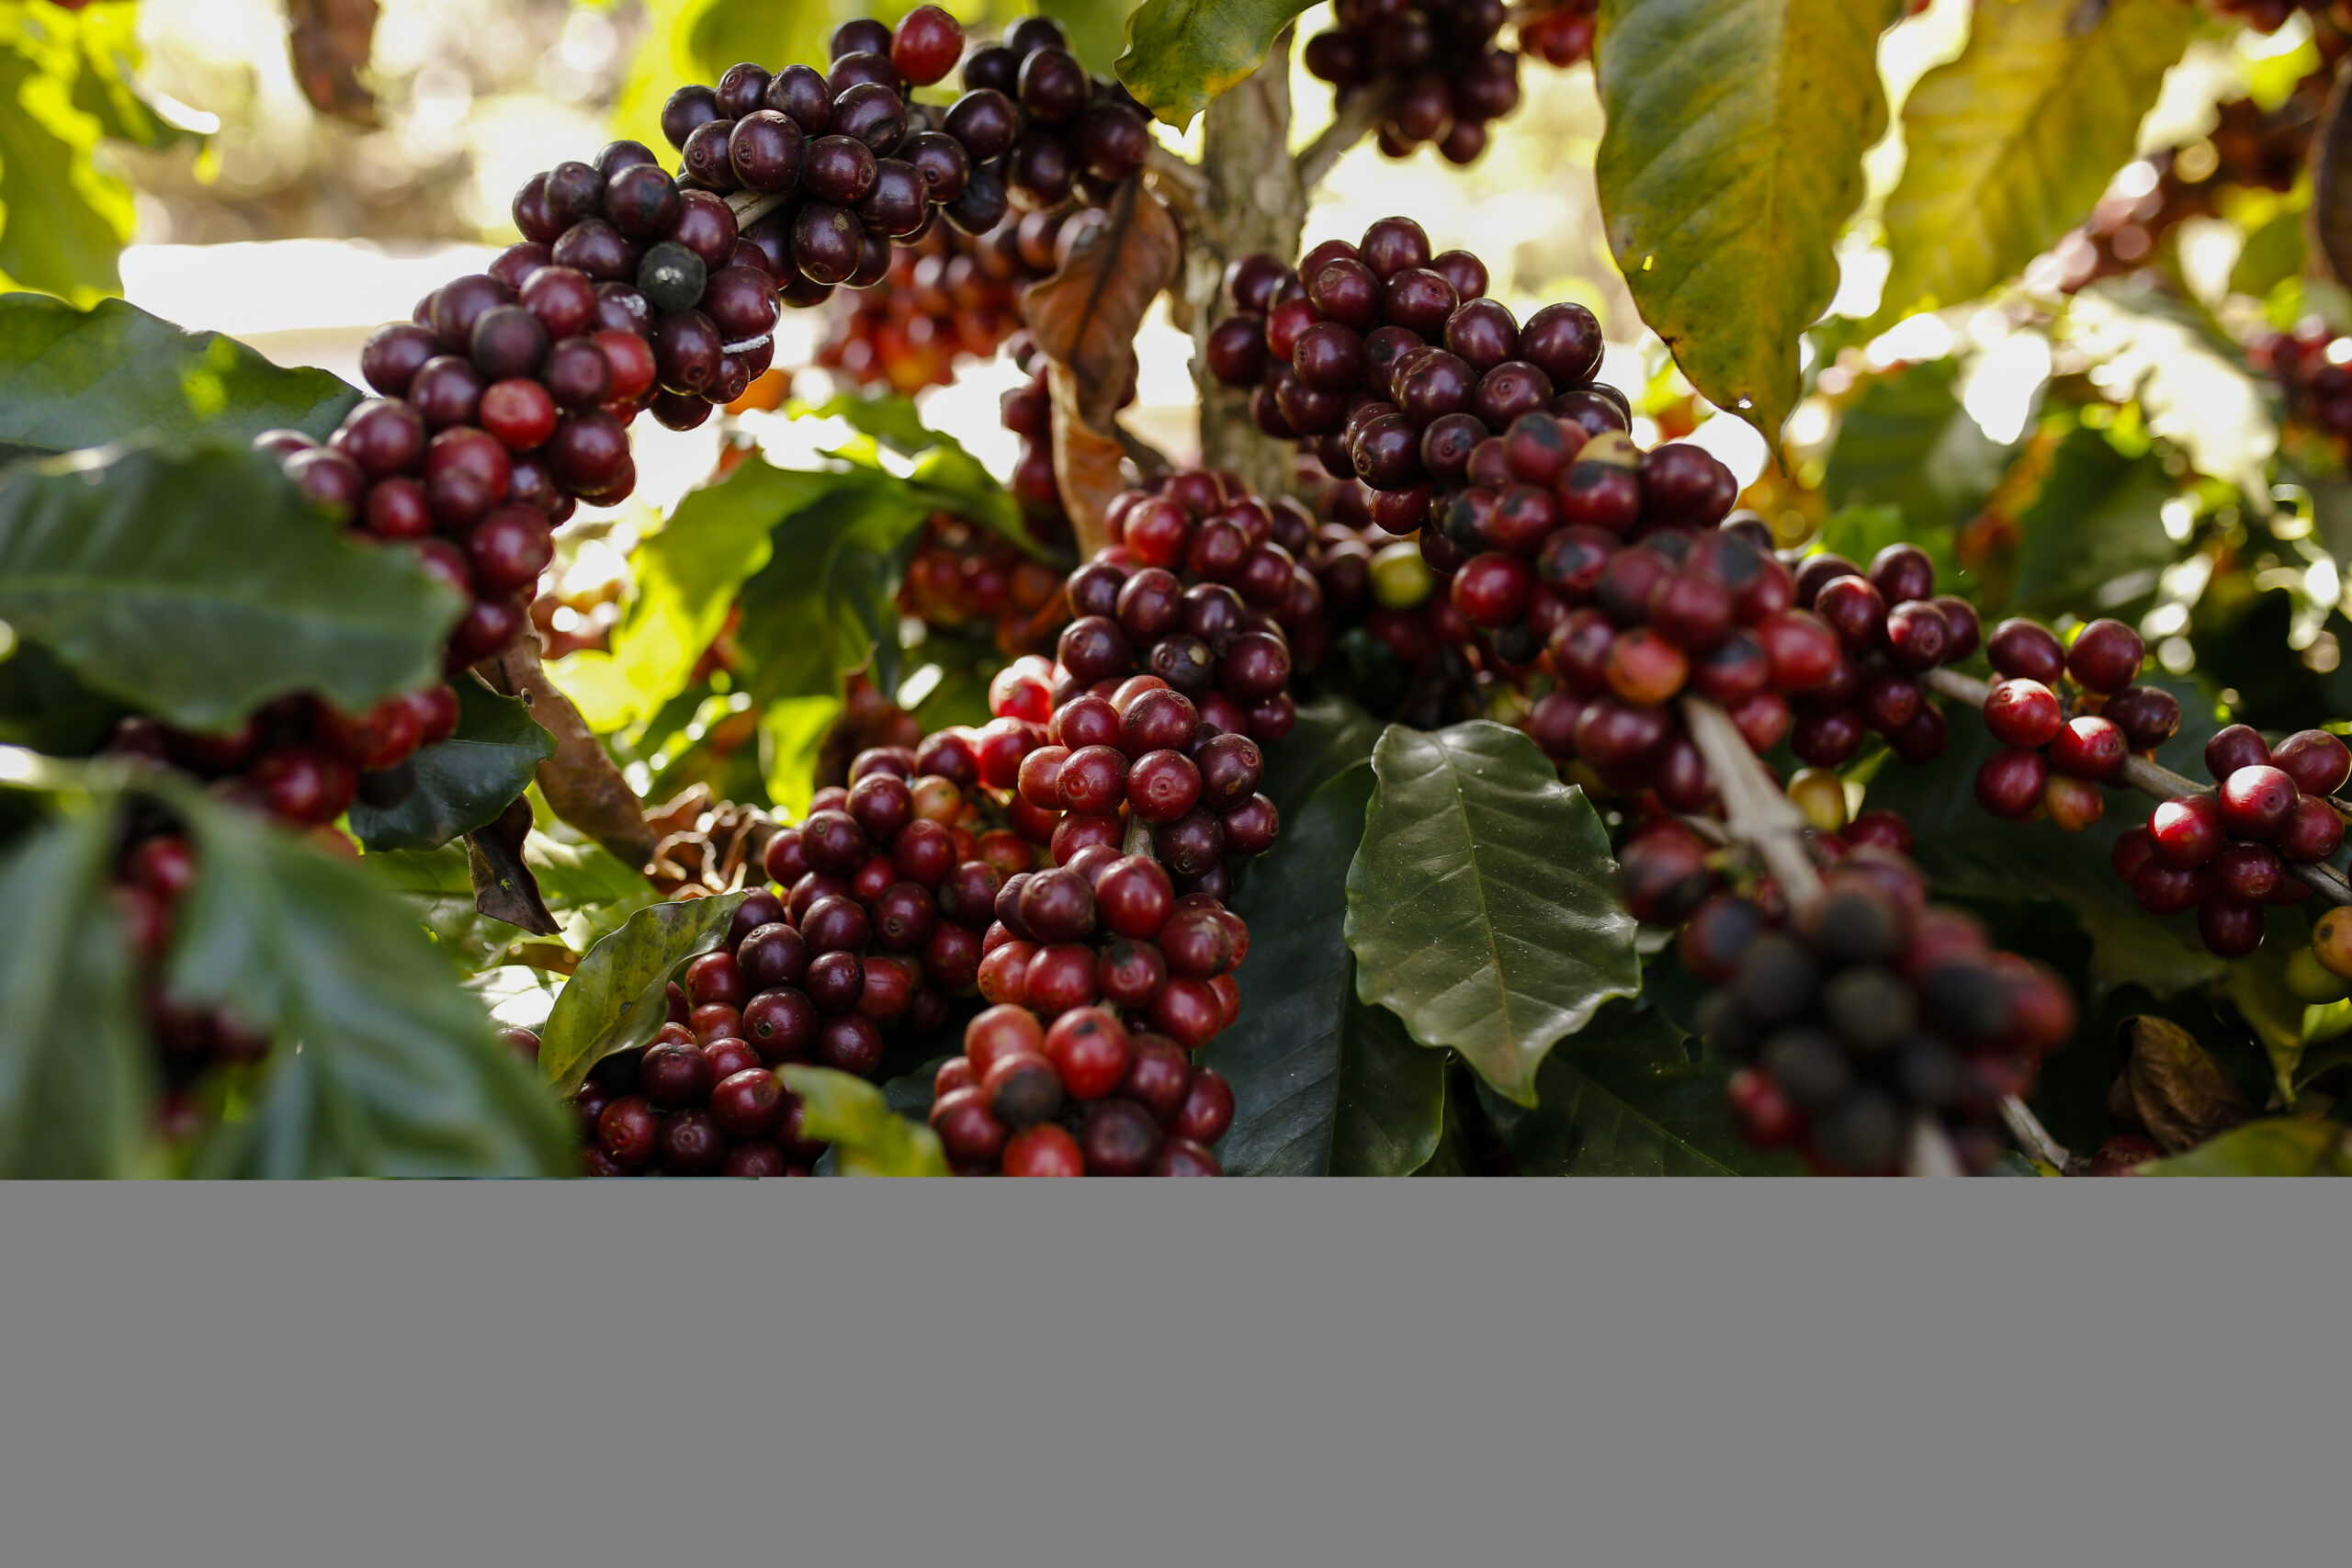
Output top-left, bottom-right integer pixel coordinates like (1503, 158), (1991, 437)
(2049, 716), (2126, 782)
(2065, 618), (2143, 694)
(2218, 765), (2300, 840)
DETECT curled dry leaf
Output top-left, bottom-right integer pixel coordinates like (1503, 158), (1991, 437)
(478, 638), (659, 874)
(1046, 361), (1132, 556)
(2114, 1015), (2249, 1155)
(467, 795), (560, 937)
(2311, 65), (2352, 289)
(1023, 180), (1182, 553)
(288, 0), (382, 128)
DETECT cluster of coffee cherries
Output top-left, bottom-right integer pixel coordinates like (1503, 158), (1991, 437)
(576, 894), (836, 1176)
(105, 685), (461, 829)
(898, 510), (1069, 661)
(1302, 0), (1522, 165)
(1685, 858), (2077, 1174)
(2110, 724), (2346, 958)
(2251, 319), (2352, 448)
(2052, 90), (2317, 294)
(930, 996), (1236, 1177)
(264, 303), (604, 663)
(1516, 1), (1600, 70)
(503, 133), (774, 433)
(1001, 350), (1073, 540)
(1080, 469), (1329, 750)
(814, 205), (1069, 392)
(1972, 616), (2174, 836)
(649, 11), (1146, 348)
(1516, 527), (1972, 823)
(105, 827), (271, 1140)
(1205, 219), (1616, 512)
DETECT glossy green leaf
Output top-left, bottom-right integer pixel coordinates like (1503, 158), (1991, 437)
(780, 1066), (947, 1177)
(1822, 358), (2018, 540)
(0, 804), (153, 1179)
(2143, 1117), (2350, 1177)
(166, 795), (571, 1179)
(348, 682), (556, 852)
(2010, 423), (2177, 619)
(1875, 0), (2193, 326)
(1037, 0), (1143, 73)
(0, 637), (123, 755)
(1346, 721), (1642, 1107)
(733, 470), (936, 710)
(1255, 693), (1381, 829)
(0, 444), (463, 730)
(1596, 0), (1900, 443)
(537, 891), (749, 1094)
(802, 389), (1040, 552)
(0, 47), (133, 308)
(554, 458), (844, 731)
(0, 295), (360, 461)
(371, 831), (653, 974)
(2231, 206), (2305, 299)
(1202, 764), (1446, 1177)
(1115, 0), (1310, 129)
(1476, 1002), (1800, 1177)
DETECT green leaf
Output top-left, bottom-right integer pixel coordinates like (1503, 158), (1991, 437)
(2077, 905), (2225, 999)
(167, 794), (571, 1178)
(1476, 1002), (1801, 1176)
(1039, 0), (1144, 73)
(1200, 763), (1445, 1176)
(2143, 1117), (2350, 1177)
(2231, 205), (2306, 299)
(369, 832), (652, 974)
(0, 637), (123, 755)
(1115, 0), (1311, 129)
(1595, 0), (1900, 444)
(1345, 721), (1642, 1106)
(537, 892), (748, 1094)
(0, 45), (133, 307)
(348, 682), (555, 852)
(0, 443), (464, 731)
(0, 804), (153, 1178)
(733, 470), (935, 710)
(0, 295), (359, 459)
(1875, 0), (2193, 325)
(1255, 693), (1382, 829)
(553, 458), (838, 732)
(2010, 422), (2177, 619)
(1822, 358), (2018, 539)
(779, 1065), (946, 1177)
(802, 390), (1039, 552)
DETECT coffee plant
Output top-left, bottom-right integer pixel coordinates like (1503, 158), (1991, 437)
(7, 0), (2352, 1178)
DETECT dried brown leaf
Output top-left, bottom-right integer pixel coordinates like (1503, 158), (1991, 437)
(2120, 1015), (2249, 1155)
(1023, 180), (1182, 427)
(1046, 360), (1131, 556)
(478, 639), (658, 873)
(467, 795), (560, 936)
(287, 0), (381, 128)
(2312, 65), (2352, 288)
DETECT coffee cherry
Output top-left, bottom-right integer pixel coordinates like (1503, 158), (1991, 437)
(2065, 618), (2143, 694)
(2272, 729), (2350, 796)
(1984, 677), (2060, 751)
(2049, 716), (2126, 782)
(2278, 795), (2345, 863)
(1002, 1122), (1085, 1176)
(1974, 749), (2049, 819)
(2219, 764), (2299, 840)
(1988, 618), (2065, 683)
(2149, 794), (2226, 867)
